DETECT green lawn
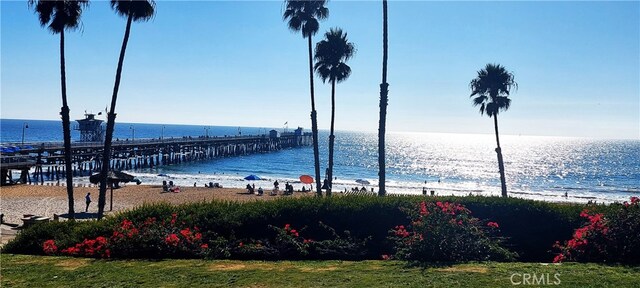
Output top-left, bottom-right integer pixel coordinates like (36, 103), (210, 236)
(1, 254), (639, 287)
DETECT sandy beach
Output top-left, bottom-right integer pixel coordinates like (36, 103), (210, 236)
(0, 184), (312, 227)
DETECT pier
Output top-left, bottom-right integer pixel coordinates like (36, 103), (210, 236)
(0, 131), (312, 186)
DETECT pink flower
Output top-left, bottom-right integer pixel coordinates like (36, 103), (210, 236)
(487, 222), (499, 228)
(381, 254), (391, 260)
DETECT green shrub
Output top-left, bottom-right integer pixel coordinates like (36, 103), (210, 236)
(3, 195), (601, 262)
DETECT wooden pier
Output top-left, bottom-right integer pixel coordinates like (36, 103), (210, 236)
(0, 132), (312, 185)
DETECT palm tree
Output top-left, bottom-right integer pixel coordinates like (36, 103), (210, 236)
(29, 0), (89, 220)
(469, 63), (517, 198)
(377, 0), (389, 196)
(283, 0), (328, 197)
(314, 28), (355, 197)
(98, 0), (155, 219)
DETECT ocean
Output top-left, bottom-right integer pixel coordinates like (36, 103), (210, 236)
(1, 118), (639, 203)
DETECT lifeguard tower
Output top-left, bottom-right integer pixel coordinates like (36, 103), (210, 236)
(75, 113), (104, 142)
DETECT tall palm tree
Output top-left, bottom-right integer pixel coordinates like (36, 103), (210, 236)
(29, 0), (89, 220)
(469, 63), (517, 198)
(314, 28), (355, 197)
(377, 0), (389, 196)
(98, 0), (155, 219)
(283, 0), (328, 197)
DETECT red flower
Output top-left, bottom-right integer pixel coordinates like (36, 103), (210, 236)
(284, 224), (291, 231)
(42, 240), (58, 255)
(201, 244), (209, 249)
(487, 222), (499, 228)
(381, 254), (391, 260)
(165, 234), (180, 246)
(239, 242), (244, 248)
(62, 246), (79, 255)
(96, 236), (107, 245)
(552, 254), (565, 263)
(580, 209), (590, 218)
(631, 196), (639, 204)
(419, 201), (429, 216)
(170, 213), (178, 225)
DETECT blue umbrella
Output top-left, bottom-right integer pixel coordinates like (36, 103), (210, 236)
(244, 174), (262, 181)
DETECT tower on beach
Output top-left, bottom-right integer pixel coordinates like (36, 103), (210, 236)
(75, 113), (104, 142)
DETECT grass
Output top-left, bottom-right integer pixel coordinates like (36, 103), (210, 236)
(2, 254), (639, 287)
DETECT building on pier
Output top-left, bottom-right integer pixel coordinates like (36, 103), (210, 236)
(75, 113), (104, 142)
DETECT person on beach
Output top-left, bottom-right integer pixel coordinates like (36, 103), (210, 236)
(85, 193), (91, 212)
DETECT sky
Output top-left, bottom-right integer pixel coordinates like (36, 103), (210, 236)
(1, 0), (639, 139)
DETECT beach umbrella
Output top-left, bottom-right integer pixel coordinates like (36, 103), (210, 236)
(355, 179), (370, 185)
(90, 171), (137, 212)
(299, 175), (314, 184)
(244, 174), (262, 181)
(90, 171), (136, 184)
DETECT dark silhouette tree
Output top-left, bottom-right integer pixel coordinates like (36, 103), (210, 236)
(314, 28), (355, 197)
(29, 0), (89, 219)
(283, 0), (328, 197)
(378, 0), (388, 196)
(98, 0), (155, 219)
(469, 63), (517, 197)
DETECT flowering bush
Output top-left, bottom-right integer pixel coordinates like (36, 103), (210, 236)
(42, 213), (209, 259)
(553, 197), (640, 264)
(388, 201), (516, 262)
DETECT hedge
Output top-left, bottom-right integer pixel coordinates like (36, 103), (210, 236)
(3, 195), (612, 262)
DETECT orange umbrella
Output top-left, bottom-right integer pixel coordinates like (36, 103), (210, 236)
(299, 175), (314, 184)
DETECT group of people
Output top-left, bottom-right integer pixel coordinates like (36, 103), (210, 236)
(244, 180), (296, 196)
(350, 186), (369, 192)
(162, 180), (180, 193)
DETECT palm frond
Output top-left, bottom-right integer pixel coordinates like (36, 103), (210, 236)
(302, 18), (319, 38)
(111, 0), (155, 22)
(30, 0), (89, 34)
(472, 95), (487, 106)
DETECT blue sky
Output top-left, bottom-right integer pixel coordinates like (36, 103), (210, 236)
(2, 1), (639, 139)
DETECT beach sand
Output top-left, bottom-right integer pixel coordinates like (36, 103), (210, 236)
(0, 184), (311, 233)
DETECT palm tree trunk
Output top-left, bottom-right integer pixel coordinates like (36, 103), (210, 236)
(307, 35), (322, 197)
(327, 79), (336, 197)
(493, 114), (507, 197)
(60, 30), (75, 219)
(98, 14), (133, 219)
(378, 0), (389, 197)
